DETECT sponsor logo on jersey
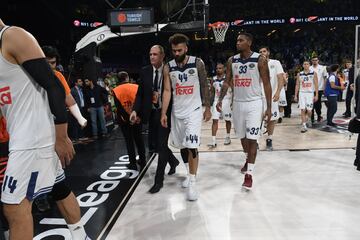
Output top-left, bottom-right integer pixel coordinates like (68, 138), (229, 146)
(175, 83), (194, 95)
(302, 82), (312, 88)
(188, 69), (195, 75)
(0, 86), (12, 106)
(234, 76), (252, 87)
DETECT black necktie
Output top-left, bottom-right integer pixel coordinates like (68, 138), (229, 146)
(154, 69), (159, 92)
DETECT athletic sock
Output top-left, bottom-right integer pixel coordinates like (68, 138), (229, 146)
(184, 162), (189, 174)
(226, 133), (230, 138)
(68, 221), (88, 240)
(69, 104), (87, 126)
(267, 135), (273, 140)
(189, 174), (196, 182)
(212, 136), (216, 144)
(280, 111), (284, 118)
(247, 163), (255, 175)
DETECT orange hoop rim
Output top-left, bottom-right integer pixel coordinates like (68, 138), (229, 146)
(208, 21), (229, 29)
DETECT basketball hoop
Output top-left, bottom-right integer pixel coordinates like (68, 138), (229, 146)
(209, 22), (229, 43)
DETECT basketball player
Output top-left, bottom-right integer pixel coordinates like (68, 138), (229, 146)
(208, 63), (232, 148)
(259, 47), (285, 151)
(310, 56), (328, 123)
(42, 46), (87, 128)
(278, 68), (288, 123)
(294, 60), (319, 133)
(161, 33), (211, 201)
(217, 33), (272, 189)
(0, 20), (89, 239)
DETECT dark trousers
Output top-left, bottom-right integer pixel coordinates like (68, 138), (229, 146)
(120, 123), (146, 165)
(345, 90), (353, 115)
(148, 109), (158, 154)
(70, 107), (86, 140)
(326, 95), (338, 124)
(150, 109), (179, 184)
(284, 90), (292, 117)
(312, 90), (323, 121)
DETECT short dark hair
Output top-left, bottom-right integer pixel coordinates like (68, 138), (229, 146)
(238, 32), (253, 42)
(303, 59), (311, 64)
(259, 46), (270, 52)
(42, 46), (60, 62)
(169, 33), (189, 46)
(329, 64), (339, 72)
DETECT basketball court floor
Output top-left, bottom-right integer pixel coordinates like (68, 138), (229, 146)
(32, 102), (360, 240)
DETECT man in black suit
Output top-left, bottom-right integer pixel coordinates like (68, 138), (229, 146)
(130, 45), (180, 193)
(70, 78), (87, 141)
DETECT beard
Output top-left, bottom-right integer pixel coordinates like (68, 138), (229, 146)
(175, 53), (186, 63)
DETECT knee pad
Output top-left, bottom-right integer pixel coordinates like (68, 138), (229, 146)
(180, 148), (188, 163)
(189, 148), (198, 159)
(51, 181), (71, 201)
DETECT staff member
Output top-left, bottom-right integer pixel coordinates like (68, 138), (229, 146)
(130, 45), (180, 194)
(324, 64), (345, 127)
(113, 72), (146, 171)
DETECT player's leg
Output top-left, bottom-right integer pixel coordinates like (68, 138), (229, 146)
(209, 119), (218, 148)
(3, 199), (33, 240)
(242, 99), (263, 189)
(266, 100), (279, 151)
(224, 120), (232, 145)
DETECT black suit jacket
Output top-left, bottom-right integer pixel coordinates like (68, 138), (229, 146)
(71, 86), (83, 107)
(133, 64), (172, 124)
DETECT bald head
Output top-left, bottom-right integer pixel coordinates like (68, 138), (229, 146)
(149, 45), (165, 68)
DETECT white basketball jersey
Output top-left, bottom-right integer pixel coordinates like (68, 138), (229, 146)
(212, 75), (232, 102)
(268, 59), (284, 95)
(0, 26), (55, 151)
(169, 56), (202, 119)
(232, 52), (262, 102)
(299, 71), (315, 93)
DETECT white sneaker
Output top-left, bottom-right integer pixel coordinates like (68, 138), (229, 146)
(307, 121), (312, 128)
(182, 175), (190, 188)
(301, 125), (307, 133)
(224, 137), (231, 145)
(207, 143), (217, 148)
(187, 180), (198, 201)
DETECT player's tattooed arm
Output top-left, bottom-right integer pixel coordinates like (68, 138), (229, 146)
(197, 58), (211, 108)
(218, 57), (232, 102)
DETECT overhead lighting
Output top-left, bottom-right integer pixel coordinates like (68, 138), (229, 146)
(294, 28), (301, 33)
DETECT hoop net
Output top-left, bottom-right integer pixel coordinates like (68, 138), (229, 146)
(210, 22), (229, 43)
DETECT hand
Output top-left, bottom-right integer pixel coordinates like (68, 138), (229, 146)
(130, 111), (137, 124)
(340, 85), (346, 90)
(55, 136), (75, 168)
(203, 107), (212, 122)
(313, 96), (318, 102)
(161, 114), (168, 128)
(350, 83), (354, 91)
(264, 108), (272, 124)
(216, 101), (222, 112)
(273, 93), (280, 102)
(294, 96), (298, 102)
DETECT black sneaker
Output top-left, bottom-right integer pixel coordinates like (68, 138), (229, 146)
(354, 158), (359, 167)
(266, 139), (273, 151)
(277, 117), (282, 123)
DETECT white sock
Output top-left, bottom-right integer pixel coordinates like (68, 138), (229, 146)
(226, 133), (230, 138)
(245, 152), (248, 161)
(189, 174), (196, 182)
(247, 163), (255, 175)
(68, 221), (88, 240)
(184, 162), (189, 174)
(302, 122), (306, 127)
(212, 136), (216, 144)
(69, 104), (87, 127)
(4, 230), (9, 240)
(280, 111), (284, 117)
(267, 135), (273, 140)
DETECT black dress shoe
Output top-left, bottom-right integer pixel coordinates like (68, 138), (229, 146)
(127, 163), (138, 171)
(149, 183), (163, 194)
(354, 158), (359, 167)
(168, 159), (180, 175)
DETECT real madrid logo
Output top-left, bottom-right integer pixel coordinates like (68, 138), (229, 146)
(188, 69), (195, 74)
(249, 63), (255, 69)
